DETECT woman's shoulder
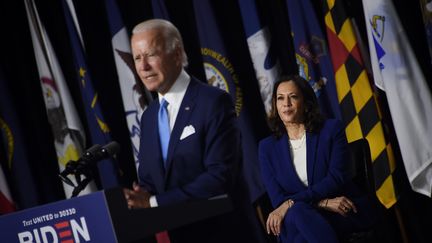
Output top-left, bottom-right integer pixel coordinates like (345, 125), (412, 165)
(259, 135), (282, 149)
(259, 135), (275, 145)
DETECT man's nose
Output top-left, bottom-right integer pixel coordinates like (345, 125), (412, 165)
(140, 59), (151, 70)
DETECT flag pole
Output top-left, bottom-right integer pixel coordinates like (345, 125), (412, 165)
(394, 204), (410, 243)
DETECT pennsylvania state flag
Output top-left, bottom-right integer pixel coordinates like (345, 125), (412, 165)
(61, 0), (120, 188)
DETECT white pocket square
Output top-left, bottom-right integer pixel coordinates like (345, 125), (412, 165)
(180, 125), (196, 140)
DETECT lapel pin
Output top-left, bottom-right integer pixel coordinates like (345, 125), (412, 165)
(185, 107), (190, 111)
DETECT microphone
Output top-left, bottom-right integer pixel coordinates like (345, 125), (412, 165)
(100, 141), (121, 158)
(81, 144), (103, 161)
(83, 141), (120, 163)
(58, 142), (121, 192)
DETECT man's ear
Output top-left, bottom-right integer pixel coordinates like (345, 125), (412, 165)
(175, 46), (183, 66)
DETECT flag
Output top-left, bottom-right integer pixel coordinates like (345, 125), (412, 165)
(363, 0), (432, 197)
(192, 0), (266, 203)
(419, 0), (432, 65)
(323, 0), (398, 208)
(61, 0), (120, 189)
(0, 165), (14, 214)
(0, 110), (15, 214)
(0, 135), (14, 214)
(152, 0), (170, 20)
(238, 0), (280, 116)
(0, 67), (40, 210)
(104, 0), (152, 170)
(24, 0), (96, 198)
(286, 0), (342, 120)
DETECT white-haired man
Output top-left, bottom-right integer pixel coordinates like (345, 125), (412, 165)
(123, 19), (257, 243)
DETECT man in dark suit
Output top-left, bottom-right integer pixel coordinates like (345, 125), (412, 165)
(123, 19), (250, 243)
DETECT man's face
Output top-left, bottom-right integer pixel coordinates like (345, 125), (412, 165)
(131, 29), (181, 94)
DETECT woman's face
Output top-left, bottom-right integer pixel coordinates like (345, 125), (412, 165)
(276, 80), (305, 126)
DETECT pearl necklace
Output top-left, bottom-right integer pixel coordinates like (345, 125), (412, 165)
(289, 132), (306, 151)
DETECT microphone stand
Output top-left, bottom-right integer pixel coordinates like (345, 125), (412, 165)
(58, 142), (120, 197)
(70, 159), (95, 197)
(59, 158), (96, 197)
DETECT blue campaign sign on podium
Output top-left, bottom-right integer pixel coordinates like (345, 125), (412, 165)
(0, 191), (117, 243)
(0, 188), (233, 243)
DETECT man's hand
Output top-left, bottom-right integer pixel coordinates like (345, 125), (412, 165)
(123, 182), (151, 209)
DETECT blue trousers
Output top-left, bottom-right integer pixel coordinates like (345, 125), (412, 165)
(279, 200), (375, 243)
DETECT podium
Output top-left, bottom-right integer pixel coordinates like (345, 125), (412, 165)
(0, 188), (233, 243)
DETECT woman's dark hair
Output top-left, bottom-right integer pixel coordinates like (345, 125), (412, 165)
(268, 74), (324, 138)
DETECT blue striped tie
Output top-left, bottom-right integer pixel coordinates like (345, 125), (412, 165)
(158, 98), (170, 166)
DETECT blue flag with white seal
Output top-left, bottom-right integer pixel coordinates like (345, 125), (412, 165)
(286, 0), (341, 120)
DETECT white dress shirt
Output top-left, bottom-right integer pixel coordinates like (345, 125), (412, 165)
(150, 69), (191, 207)
(158, 70), (191, 132)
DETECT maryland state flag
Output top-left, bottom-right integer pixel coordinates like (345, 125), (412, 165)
(61, 0), (120, 188)
(322, 0), (398, 208)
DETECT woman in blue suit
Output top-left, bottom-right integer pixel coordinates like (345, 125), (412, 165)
(258, 75), (376, 242)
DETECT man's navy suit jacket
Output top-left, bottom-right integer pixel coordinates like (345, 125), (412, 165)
(137, 77), (240, 206)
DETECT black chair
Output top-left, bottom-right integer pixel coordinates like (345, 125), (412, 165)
(348, 138), (376, 197)
(345, 138), (381, 243)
